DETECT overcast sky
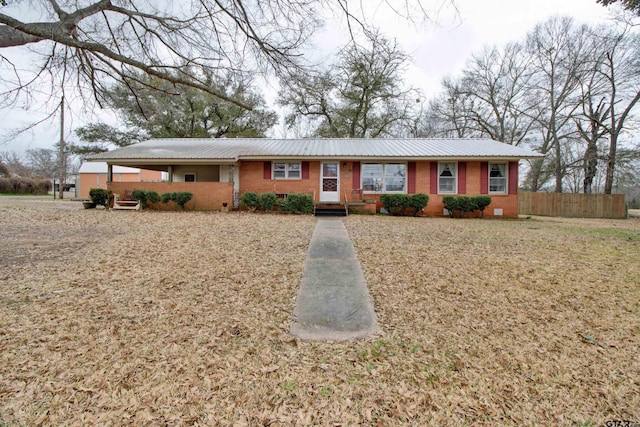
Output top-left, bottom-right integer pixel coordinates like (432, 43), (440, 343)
(0, 0), (614, 154)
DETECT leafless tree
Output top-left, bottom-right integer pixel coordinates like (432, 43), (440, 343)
(592, 23), (640, 194)
(0, 151), (30, 176)
(278, 31), (421, 138)
(417, 77), (476, 138)
(26, 147), (58, 179)
(457, 43), (537, 145)
(0, 0), (453, 119)
(524, 16), (593, 192)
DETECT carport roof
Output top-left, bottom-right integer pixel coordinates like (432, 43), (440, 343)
(88, 137), (543, 163)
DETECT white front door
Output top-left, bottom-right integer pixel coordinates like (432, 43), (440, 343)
(320, 162), (340, 202)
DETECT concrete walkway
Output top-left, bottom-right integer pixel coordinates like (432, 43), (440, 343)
(290, 218), (380, 341)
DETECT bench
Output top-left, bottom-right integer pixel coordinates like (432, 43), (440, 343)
(113, 193), (141, 211)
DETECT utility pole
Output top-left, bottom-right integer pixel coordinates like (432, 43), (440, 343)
(58, 96), (65, 200)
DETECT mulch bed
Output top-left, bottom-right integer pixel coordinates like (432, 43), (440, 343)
(1, 199), (638, 425)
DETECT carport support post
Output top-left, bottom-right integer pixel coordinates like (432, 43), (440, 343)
(107, 164), (113, 183)
(168, 166), (173, 183)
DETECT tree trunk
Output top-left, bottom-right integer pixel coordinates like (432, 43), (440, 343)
(58, 97), (65, 200)
(583, 140), (598, 194)
(604, 131), (617, 194)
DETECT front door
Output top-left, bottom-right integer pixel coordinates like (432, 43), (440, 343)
(320, 162), (340, 202)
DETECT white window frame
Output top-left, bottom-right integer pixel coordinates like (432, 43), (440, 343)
(438, 162), (457, 194)
(273, 162), (301, 180)
(489, 163), (508, 194)
(184, 172), (197, 182)
(361, 163), (407, 194)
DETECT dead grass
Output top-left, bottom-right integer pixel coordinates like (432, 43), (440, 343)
(1, 199), (639, 426)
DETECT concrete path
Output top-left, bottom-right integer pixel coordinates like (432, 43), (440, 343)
(290, 218), (380, 341)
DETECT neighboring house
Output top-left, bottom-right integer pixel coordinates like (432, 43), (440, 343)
(88, 138), (542, 217)
(78, 161), (163, 199)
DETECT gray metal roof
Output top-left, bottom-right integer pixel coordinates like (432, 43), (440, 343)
(88, 138), (543, 163)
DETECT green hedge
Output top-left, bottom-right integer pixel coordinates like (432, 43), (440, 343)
(89, 188), (113, 208)
(278, 193), (313, 214)
(259, 192), (277, 211)
(131, 190), (160, 209)
(240, 192), (260, 210)
(380, 193), (429, 216)
(442, 195), (492, 218)
(160, 192), (193, 210)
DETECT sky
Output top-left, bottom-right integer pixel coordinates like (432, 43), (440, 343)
(0, 0), (614, 155)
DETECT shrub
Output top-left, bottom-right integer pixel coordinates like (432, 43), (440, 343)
(456, 196), (475, 216)
(0, 177), (51, 195)
(408, 193), (429, 216)
(89, 188), (113, 208)
(279, 193), (313, 214)
(131, 190), (160, 209)
(443, 195), (492, 218)
(240, 192), (260, 210)
(380, 193), (429, 216)
(380, 194), (409, 215)
(472, 196), (492, 217)
(259, 192), (277, 211)
(161, 192), (193, 210)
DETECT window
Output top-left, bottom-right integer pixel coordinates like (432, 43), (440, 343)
(438, 162), (456, 194)
(184, 173), (196, 182)
(489, 163), (507, 193)
(273, 162), (301, 179)
(361, 163), (406, 193)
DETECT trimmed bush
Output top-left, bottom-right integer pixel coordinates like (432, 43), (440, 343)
(89, 188), (113, 208)
(408, 193), (429, 217)
(161, 192), (193, 210)
(259, 192), (277, 211)
(240, 192), (260, 210)
(131, 190), (160, 209)
(443, 195), (492, 218)
(473, 196), (492, 218)
(279, 193), (313, 214)
(381, 193), (429, 216)
(380, 194), (409, 215)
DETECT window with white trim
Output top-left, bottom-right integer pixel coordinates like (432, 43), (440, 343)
(273, 162), (301, 179)
(489, 163), (507, 193)
(361, 163), (406, 193)
(438, 162), (457, 194)
(184, 173), (196, 182)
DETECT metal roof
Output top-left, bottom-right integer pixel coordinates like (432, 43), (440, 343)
(88, 138), (543, 163)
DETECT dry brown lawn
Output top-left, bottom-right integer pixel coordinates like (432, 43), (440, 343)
(1, 198), (639, 426)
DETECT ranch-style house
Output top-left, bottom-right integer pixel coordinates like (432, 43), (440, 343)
(88, 138), (542, 217)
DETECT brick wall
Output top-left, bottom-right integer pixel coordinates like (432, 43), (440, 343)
(80, 170), (162, 198)
(344, 160), (519, 218)
(239, 161), (320, 199)
(108, 181), (233, 211)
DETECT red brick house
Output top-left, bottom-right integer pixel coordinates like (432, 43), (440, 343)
(88, 138), (541, 217)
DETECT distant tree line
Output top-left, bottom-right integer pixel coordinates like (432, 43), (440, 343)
(415, 14), (640, 196)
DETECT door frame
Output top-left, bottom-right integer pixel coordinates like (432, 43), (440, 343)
(320, 161), (340, 202)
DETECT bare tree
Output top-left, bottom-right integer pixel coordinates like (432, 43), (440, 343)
(279, 31), (421, 138)
(0, 151), (30, 176)
(417, 77), (476, 138)
(1, 0), (453, 120)
(458, 43), (538, 145)
(593, 24), (640, 193)
(524, 16), (593, 192)
(26, 147), (58, 179)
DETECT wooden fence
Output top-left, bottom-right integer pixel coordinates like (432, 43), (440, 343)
(519, 192), (627, 219)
